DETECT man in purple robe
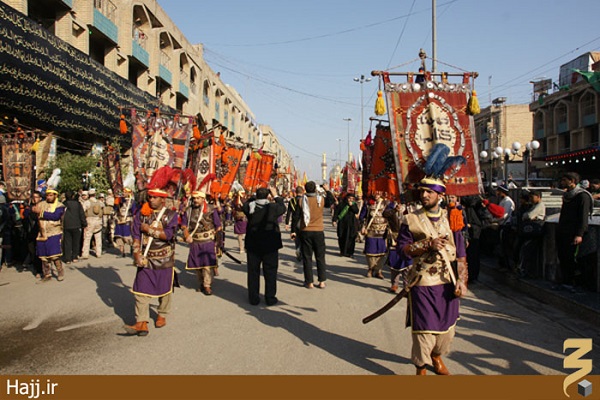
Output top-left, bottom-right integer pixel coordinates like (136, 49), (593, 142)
(182, 190), (222, 295)
(124, 188), (178, 336)
(396, 177), (468, 375)
(32, 189), (66, 282)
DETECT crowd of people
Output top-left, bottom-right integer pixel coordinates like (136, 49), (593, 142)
(0, 171), (597, 375)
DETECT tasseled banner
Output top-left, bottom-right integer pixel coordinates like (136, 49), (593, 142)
(193, 123), (201, 140)
(30, 138), (40, 152)
(448, 204), (465, 232)
(375, 90), (386, 115)
(120, 114), (128, 134)
(467, 90), (480, 115)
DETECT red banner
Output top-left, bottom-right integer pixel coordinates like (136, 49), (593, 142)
(243, 153), (274, 193)
(367, 125), (399, 199)
(1, 131), (35, 201)
(342, 162), (359, 194)
(130, 109), (192, 191)
(384, 74), (483, 196)
(210, 144), (244, 199)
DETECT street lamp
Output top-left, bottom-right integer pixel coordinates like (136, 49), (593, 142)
(343, 118), (352, 163)
(479, 150), (499, 189)
(524, 140), (540, 187)
(353, 74), (372, 139)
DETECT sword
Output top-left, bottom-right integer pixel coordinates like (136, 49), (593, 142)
(362, 275), (421, 324)
(223, 250), (242, 264)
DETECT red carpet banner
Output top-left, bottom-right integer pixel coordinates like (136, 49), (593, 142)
(367, 125), (399, 199)
(342, 163), (359, 194)
(243, 153), (274, 193)
(103, 144), (124, 197)
(383, 73), (482, 196)
(210, 143), (244, 199)
(1, 131), (36, 201)
(131, 109), (192, 191)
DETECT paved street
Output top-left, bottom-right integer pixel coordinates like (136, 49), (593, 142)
(1, 214), (599, 375)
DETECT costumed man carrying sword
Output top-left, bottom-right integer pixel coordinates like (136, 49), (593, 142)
(182, 190), (222, 295)
(124, 187), (179, 336)
(396, 177), (468, 375)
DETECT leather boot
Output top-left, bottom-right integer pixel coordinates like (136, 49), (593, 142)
(431, 354), (450, 375)
(124, 321), (149, 336)
(416, 366), (427, 375)
(155, 315), (166, 328)
(203, 286), (213, 296)
(55, 260), (64, 281)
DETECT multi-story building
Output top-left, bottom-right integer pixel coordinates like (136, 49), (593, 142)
(473, 102), (533, 185)
(0, 0), (291, 170)
(529, 52), (600, 180)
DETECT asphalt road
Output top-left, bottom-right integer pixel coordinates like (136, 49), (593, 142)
(1, 213), (599, 375)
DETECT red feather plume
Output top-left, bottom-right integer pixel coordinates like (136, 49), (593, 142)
(182, 168), (196, 191)
(198, 173), (216, 191)
(147, 166), (173, 190)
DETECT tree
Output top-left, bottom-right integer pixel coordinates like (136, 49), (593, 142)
(46, 153), (109, 194)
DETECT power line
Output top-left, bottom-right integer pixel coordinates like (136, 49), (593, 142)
(386, 0), (417, 69)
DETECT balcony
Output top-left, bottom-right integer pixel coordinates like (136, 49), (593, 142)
(131, 40), (149, 67)
(93, 0), (118, 44)
(178, 82), (189, 98)
(159, 65), (172, 85)
(583, 114), (597, 126)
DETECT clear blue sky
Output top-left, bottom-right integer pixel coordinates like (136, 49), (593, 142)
(158, 0), (600, 181)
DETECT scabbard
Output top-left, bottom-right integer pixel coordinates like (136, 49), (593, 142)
(362, 289), (409, 324)
(224, 250), (242, 264)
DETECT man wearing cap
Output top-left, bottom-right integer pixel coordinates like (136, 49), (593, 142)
(125, 188), (179, 336)
(360, 192), (389, 278)
(182, 190), (222, 295)
(113, 188), (135, 258)
(243, 186), (286, 306)
(31, 189), (66, 281)
(81, 188), (104, 259)
(396, 178), (468, 375)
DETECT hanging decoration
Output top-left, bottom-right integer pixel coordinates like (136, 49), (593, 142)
(1, 130), (37, 201)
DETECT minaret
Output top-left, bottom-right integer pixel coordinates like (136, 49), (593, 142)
(321, 153), (327, 182)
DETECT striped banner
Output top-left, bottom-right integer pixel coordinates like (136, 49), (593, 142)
(210, 143), (244, 199)
(243, 153), (274, 193)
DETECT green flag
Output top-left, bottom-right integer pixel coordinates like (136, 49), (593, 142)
(574, 69), (600, 92)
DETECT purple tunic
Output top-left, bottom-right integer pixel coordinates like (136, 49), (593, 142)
(185, 209), (221, 270)
(114, 223), (132, 238)
(364, 237), (386, 255)
(397, 216), (466, 333)
(36, 206), (65, 259)
(234, 219), (247, 235)
(131, 209), (179, 297)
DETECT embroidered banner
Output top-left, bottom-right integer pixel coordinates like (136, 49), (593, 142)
(189, 143), (214, 192)
(131, 109), (193, 192)
(367, 125), (399, 199)
(1, 131), (36, 201)
(361, 131), (374, 197)
(102, 144), (124, 198)
(210, 144), (244, 199)
(342, 162), (359, 195)
(383, 74), (483, 196)
(243, 153), (274, 193)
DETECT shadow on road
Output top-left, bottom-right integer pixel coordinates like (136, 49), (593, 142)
(214, 278), (409, 375)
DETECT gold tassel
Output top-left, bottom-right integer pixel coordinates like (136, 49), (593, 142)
(30, 138), (40, 152)
(375, 90), (386, 115)
(467, 90), (480, 115)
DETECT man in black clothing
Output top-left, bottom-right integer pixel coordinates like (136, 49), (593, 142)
(333, 192), (359, 257)
(556, 172), (593, 292)
(285, 185), (304, 261)
(243, 186), (286, 306)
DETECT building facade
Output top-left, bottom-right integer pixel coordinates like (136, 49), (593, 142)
(529, 52), (600, 180)
(0, 0), (291, 171)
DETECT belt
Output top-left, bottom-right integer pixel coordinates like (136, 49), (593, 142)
(193, 229), (215, 242)
(147, 247), (174, 259)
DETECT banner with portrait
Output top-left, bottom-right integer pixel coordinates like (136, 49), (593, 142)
(130, 109), (192, 191)
(383, 73), (483, 196)
(1, 131), (36, 201)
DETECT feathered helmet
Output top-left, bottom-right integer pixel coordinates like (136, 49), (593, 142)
(417, 143), (466, 194)
(191, 173), (216, 198)
(147, 166), (197, 198)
